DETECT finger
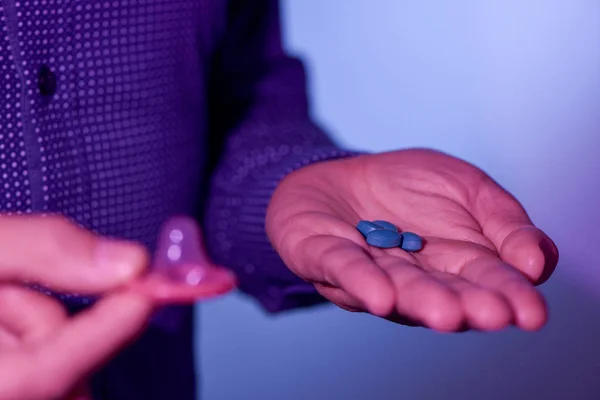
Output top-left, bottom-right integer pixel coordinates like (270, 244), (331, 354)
(432, 272), (513, 331)
(29, 291), (154, 400)
(0, 287), (69, 400)
(314, 283), (363, 312)
(377, 257), (464, 332)
(499, 226), (558, 284)
(315, 284), (424, 327)
(298, 235), (395, 316)
(468, 178), (559, 283)
(0, 284), (67, 342)
(0, 214), (148, 291)
(460, 255), (547, 331)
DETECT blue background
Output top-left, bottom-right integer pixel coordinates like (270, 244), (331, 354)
(197, 2), (600, 399)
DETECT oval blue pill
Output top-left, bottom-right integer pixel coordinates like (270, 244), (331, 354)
(373, 220), (399, 232)
(356, 220), (383, 237)
(400, 232), (423, 252)
(366, 229), (402, 248)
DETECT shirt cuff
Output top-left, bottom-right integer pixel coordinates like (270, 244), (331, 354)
(205, 147), (366, 314)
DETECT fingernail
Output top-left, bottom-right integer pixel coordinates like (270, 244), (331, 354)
(95, 240), (147, 282)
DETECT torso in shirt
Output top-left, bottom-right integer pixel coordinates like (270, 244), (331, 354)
(0, 2), (227, 299)
(0, 1), (234, 308)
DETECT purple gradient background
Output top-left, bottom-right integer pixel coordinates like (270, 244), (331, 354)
(197, 2), (600, 399)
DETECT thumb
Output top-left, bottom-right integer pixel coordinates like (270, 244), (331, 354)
(0, 214), (149, 293)
(38, 292), (154, 397)
(1, 291), (154, 400)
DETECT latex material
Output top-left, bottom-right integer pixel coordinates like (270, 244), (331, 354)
(131, 216), (237, 304)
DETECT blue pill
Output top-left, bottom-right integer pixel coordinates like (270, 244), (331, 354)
(366, 229), (402, 248)
(356, 220), (383, 237)
(400, 232), (423, 252)
(373, 220), (399, 232)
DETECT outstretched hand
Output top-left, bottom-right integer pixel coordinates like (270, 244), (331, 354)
(267, 149), (558, 332)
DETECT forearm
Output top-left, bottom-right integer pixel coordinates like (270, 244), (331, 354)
(200, 0), (365, 312)
(203, 118), (357, 312)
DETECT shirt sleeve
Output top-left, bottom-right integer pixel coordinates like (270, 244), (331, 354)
(201, 0), (361, 313)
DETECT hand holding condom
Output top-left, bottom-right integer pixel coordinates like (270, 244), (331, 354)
(0, 216), (236, 400)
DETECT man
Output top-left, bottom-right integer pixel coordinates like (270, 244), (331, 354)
(0, 1), (558, 399)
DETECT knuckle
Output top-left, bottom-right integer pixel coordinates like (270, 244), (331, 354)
(36, 217), (94, 265)
(44, 215), (81, 240)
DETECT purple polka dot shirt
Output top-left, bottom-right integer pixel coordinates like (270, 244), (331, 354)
(0, 0), (355, 398)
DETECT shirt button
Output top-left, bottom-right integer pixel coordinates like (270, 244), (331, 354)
(38, 65), (57, 96)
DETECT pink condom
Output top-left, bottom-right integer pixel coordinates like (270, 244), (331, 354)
(131, 216), (237, 304)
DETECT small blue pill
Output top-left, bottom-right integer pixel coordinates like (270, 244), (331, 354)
(366, 229), (402, 248)
(356, 220), (383, 237)
(373, 220), (399, 232)
(400, 232), (423, 252)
